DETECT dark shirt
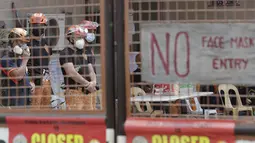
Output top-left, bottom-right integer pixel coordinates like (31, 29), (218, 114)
(85, 47), (96, 67)
(59, 47), (92, 93)
(84, 46), (95, 65)
(27, 38), (51, 85)
(0, 52), (31, 106)
(85, 46), (96, 72)
(132, 68), (141, 84)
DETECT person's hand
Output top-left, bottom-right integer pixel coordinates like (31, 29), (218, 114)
(30, 81), (35, 94)
(85, 82), (96, 93)
(42, 69), (50, 81)
(91, 80), (97, 87)
(22, 45), (30, 59)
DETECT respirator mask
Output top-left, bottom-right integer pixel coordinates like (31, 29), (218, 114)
(31, 24), (45, 37)
(74, 38), (85, 50)
(13, 43), (29, 55)
(85, 33), (95, 43)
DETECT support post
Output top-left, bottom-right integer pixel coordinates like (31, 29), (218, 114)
(115, 0), (130, 142)
(100, 0), (115, 142)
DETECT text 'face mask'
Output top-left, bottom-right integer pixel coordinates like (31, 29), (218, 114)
(75, 38), (85, 49)
(85, 33), (95, 43)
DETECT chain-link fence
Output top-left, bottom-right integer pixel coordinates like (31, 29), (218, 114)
(0, 0), (104, 113)
(128, 0), (255, 121)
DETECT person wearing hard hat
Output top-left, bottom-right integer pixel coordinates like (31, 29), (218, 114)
(59, 25), (97, 110)
(27, 13), (52, 109)
(79, 20), (98, 77)
(0, 28), (32, 106)
(79, 20), (100, 108)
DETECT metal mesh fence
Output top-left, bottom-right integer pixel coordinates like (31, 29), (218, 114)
(128, 0), (255, 120)
(0, 0), (104, 112)
(0, 0), (254, 121)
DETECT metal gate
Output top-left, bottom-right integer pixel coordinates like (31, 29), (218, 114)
(126, 0), (255, 142)
(0, 0), (106, 142)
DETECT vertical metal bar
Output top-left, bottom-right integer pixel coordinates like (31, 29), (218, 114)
(116, 0), (129, 142)
(124, 0), (131, 119)
(100, 0), (115, 142)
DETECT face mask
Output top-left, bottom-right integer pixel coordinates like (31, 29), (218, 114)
(32, 28), (44, 36)
(13, 44), (28, 55)
(85, 33), (95, 43)
(75, 39), (85, 49)
(13, 45), (23, 55)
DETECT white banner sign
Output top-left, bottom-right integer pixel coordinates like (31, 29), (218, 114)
(141, 23), (255, 84)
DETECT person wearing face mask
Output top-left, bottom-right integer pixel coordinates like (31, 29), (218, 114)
(0, 28), (32, 107)
(27, 13), (52, 109)
(59, 25), (97, 110)
(79, 20), (99, 89)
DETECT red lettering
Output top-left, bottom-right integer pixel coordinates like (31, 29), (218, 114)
(235, 59), (241, 69)
(174, 32), (190, 77)
(151, 32), (190, 78)
(230, 37), (237, 48)
(219, 37), (224, 48)
(229, 59), (233, 68)
(208, 37), (214, 47)
(237, 37), (245, 48)
(202, 36), (207, 48)
(213, 58), (218, 69)
(151, 33), (170, 75)
(202, 36), (224, 48)
(231, 37), (255, 48)
(250, 38), (255, 47)
(212, 58), (248, 70)
(220, 59), (227, 69)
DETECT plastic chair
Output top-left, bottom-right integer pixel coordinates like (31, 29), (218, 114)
(185, 97), (217, 119)
(218, 84), (253, 119)
(130, 87), (163, 117)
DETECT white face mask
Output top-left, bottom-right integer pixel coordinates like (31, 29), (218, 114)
(13, 44), (28, 55)
(85, 33), (95, 43)
(74, 39), (85, 49)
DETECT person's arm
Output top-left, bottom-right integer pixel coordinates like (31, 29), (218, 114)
(2, 47), (30, 81)
(8, 59), (29, 81)
(86, 48), (97, 83)
(44, 45), (52, 55)
(62, 62), (90, 87)
(88, 63), (96, 83)
(60, 48), (96, 92)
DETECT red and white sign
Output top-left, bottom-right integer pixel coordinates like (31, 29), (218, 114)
(153, 84), (171, 93)
(153, 83), (179, 95)
(141, 23), (255, 84)
(0, 128), (8, 143)
(7, 116), (105, 143)
(125, 118), (236, 143)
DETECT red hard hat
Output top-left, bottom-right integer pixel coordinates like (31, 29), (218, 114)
(66, 25), (86, 37)
(79, 20), (99, 30)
